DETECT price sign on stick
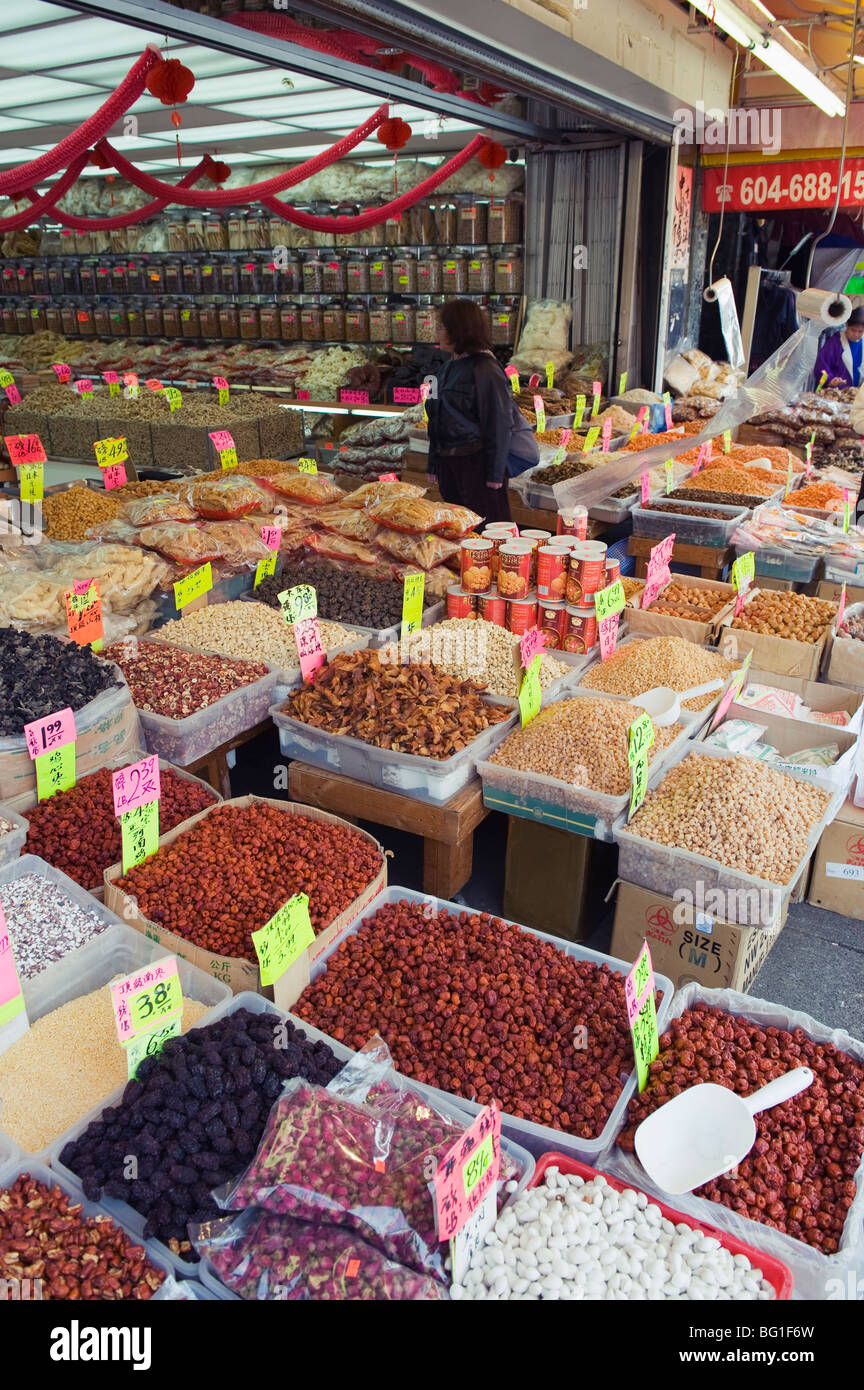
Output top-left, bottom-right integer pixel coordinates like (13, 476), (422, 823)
(520, 626), (545, 669)
(103, 370), (121, 397)
(19, 463), (44, 501)
(434, 1105), (501, 1244)
(583, 425), (600, 452)
(297, 457), (318, 475)
(785, 451), (794, 499)
(64, 580), (103, 650)
(533, 395), (546, 434)
(591, 381), (602, 418)
(595, 580), (625, 663)
(627, 713), (654, 820)
(722, 429), (731, 453)
(518, 654), (542, 727)
(731, 551), (755, 617)
(504, 365), (519, 395)
(112, 955), (181, 1078)
(545, 360), (555, 389)
(252, 893), (315, 986)
(164, 387), (182, 412)
(24, 707), (77, 803)
(843, 489), (851, 534)
(401, 571), (425, 638)
(601, 416), (613, 452)
(5, 433), (46, 465)
(112, 755), (160, 818)
(664, 458), (674, 494)
(119, 802), (159, 875)
(174, 563), (213, 611)
(837, 582), (848, 631)
(208, 430), (238, 470)
(641, 533), (675, 610)
(0, 369), (20, 405)
(51, 362), (71, 383)
(640, 471), (650, 506)
(629, 406), (649, 441)
(280, 585), (325, 680)
(574, 394), (586, 429)
(618, 371), (628, 396)
(626, 940), (659, 1092)
(0, 906), (28, 1051)
(260, 525), (282, 550)
(254, 552), (279, 589)
(93, 436), (128, 467)
(663, 391), (673, 430)
(709, 648), (753, 733)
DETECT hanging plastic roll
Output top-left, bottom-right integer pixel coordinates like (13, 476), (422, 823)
(795, 288), (853, 327)
(703, 277), (745, 369)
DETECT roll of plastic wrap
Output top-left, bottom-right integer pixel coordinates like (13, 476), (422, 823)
(796, 288), (852, 326)
(703, 277), (744, 369)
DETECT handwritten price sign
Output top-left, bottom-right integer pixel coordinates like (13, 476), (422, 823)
(625, 940), (659, 1092)
(519, 625), (545, 669)
(5, 434), (46, 465)
(112, 755), (160, 818)
(173, 563), (213, 611)
(93, 436), (128, 467)
(24, 708), (76, 761)
(434, 1105), (501, 1241)
(252, 893), (315, 986)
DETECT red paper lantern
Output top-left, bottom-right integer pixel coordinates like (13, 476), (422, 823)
(477, 139), (507, 181)
(205, 159), (231, 185)
(145, 58), (195, 105)
(376, 117), (412, 151)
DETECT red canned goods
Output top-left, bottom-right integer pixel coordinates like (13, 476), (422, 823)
(563, 604), (598, 654)
(565, 541), (607, 605)
(521, 529), (551, 544)
(447, 585), (477, 620)
(536, 545), (569, 601)
(497, 542), (533, 599)
(557, 505), (588, 540)
(538, 601), (568, 650)
(486, 520), (519, 537)
(477, 592), (507, 626)
(506, 595), (538, 636)
(480, 530), (507, 577)
(460, 537), (494, 593)
(605, 555), (621, 586)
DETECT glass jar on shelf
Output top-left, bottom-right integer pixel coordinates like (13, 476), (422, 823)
(390, 303), (415, 343)
(163, 260), (183, 295)
(344, 301), (369, 342)
(28, 304), (47, 333)
(467, 250), (493, 293)
(0, 266), (13, 296)
(94, 265), (112, 297)
(15, 305), (33, 335)
(109, 227), (128, 255)
(301, 251), (325, 294)
(279, 301), (300, 340)
(245, 214), (268, 249)
(31, 260), (47, 294)
(205, 217), (228, 251)
(126, 300), (145, 336)
(167, 220), (187, 252)
(186, 216), (206, 252)
(146, 262), (164, 295)
(345, 252), (370, 293)
(441, 250), (467, 294)
(494, 251), (523, 293)
(161, 301), (181, 337)
(14, 261), (33, 294)
(219, 259), (239, 296)
(239, 302), (260, 339)
(239, 260), (259, 295)
(322, 254), (345, 294)
(417, 250), (442, 293)
(391, 249), (417, 293)
(199, 301), (220, 338)
(279, 251), (302, 294)
(334, 204), (359, 248)
(180, 303), (201, 338)
(227, 216), (245, 250)
(259, 302), (280, 339)
(300, 303), (324, 341)
(259, 261), (279, 296)
(78, 261), (96, 295)
(126, 258), (146, 295)
(45, 305), (63, 334)
(77, 304), (96, 337)
(183, 261), (203, 295)
(384, 216), (403, 247)
(93, 301), (112, 336)
(4, 306), (19, 334)
(415, 300), (439, 344)
(61, 260), (80, 295)
(47, 261), (63, 297)
(368, 301), (392, 342)
(109, 302), (126, 337)
(218, 302), (240, 338)
(111, 262), (127, 296)
(199, 261), (217, 294)
(488, 193), (523, 244)
(322, 302), (346, 342)
(456, 195), (489, 245)
(434, 199), (456, 243)
(368, 253), (392, 295)
(490, 302), (517, 345)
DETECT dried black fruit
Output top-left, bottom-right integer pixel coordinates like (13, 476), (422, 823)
(0, 627), (121, 735)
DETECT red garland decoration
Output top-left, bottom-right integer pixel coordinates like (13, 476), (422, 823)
(146, 56), (195, 166)
(477, 139), (507, 183)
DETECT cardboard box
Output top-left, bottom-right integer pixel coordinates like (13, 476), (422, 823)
(729, 667), (863, 734)
(807, 796), (864, 917)
(717, 592), (830, 681)
(826, 608), (864, 693)
(627, 573), (735, 646)
(503, 816), (617, 943)
(701, 703), (860, 794)
(104, 794), (386, 998)
(818, 578), (864, 608)
(610, 879), (789, 992)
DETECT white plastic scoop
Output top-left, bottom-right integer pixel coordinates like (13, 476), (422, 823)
(628, 678), (724, 726)
(634, 1067), (814, 1194)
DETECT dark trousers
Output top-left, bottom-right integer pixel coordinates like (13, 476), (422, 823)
(435, 448), (512, 524)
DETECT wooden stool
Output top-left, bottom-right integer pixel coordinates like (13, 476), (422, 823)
(183, 717), (274, 798)
(287, 762), (489, 899)
(628, 535), (733, 580)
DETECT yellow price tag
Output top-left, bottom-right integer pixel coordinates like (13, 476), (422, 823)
(19, 462), (43, 502)
(594, 579), (625, 620)
(126, 1017), (181, 1078)
(722, 429), (731, 453)
(574, 395), (586, 429)
(254, 551), (278, 589)
(35, 743), (76, 802)
(583, 425), (601, 451)
(297, 457), (318, 475)
(664, 458), (674, 494)
(164, 387), (182, 412)
(402, 571), (425, 636)
(173, 562), (213, 610)
(627, 713), (654, 821)
(731, 552), (755, 591)
(252, 893), (315, 985)
(94, 436), (128, 467)
(518, 654), (542, 727)
(618, 371), (627, 395)
(545, 361), (554, 389)
(280, 584), (317, 624)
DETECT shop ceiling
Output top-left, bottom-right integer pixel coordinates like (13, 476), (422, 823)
(0, 0), (681, 184)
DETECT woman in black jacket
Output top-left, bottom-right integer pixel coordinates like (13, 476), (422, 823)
(426, 299), (521, 522)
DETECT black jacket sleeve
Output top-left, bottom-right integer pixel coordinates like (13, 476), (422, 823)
(473, 358), (514, 485)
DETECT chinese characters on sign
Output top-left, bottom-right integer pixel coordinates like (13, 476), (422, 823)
(297, 457), (318, 475)
(112, 756), (160, 818)
(251, 893), (315, 985)
(279, 585), (325, 680)
(731, 551), (755, 618)
(254, 552), (279, 589)
(4, 433), (46, 465)
(401, 572), (425, 638)
(518, 653), (543, 727)
(627, 712), (655, 820)
(111, 955), (182, 1078)
(173, 563), (213, 611)
(119, 801), (160, 875)
(625, 940), (659, 1092)
(709, 648), (754, 733)
(433, 1105), (501, 1241)
(519, 625), (545, 670)
(63, 580), (104, 649)
(0, 904), (28, 1048)
(641, 533), (676, 610)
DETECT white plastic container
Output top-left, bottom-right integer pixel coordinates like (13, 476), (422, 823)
(0, 853), (125, 988)
(270, 688), (517, 805)
(0, 803), (29, 868)
(0, 923), (230, 1167)
(288, 885), (675, 1162)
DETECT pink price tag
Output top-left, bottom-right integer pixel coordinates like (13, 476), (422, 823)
(297, 390), (310, 401)
(598, 612), (619, 660)
(4, 385), (21, 405)
(102, 371), (119, 384)
(710, 679), (738, 732)
(112, 755), (160, 818)
(504, 365), (518, 380)
(559, 428), (572, 450)
(293, 615), (326, 681)
(528, 373), (541, 389)
(625, 941), (655, 1027)
(0, 917), (23, 1021)
(260, 525), (282, 550)
(111, 956), (178, 1045)
(102, 462), (127, 489)
(73, 578), (94, 596)
(434, 1105), (501, 1240)
(339, 389), (370, 405)
(52, 363), (71, 382)
(734, 589), (747, 619)
(647, 533), (675, 579)
(640, 471), (650, 506)
(5, 434), (46, 465)
(209, 429), (235, 451)
(378, 472), (399, 482)
(520, 626), (545, 668)
(123, 372), (138, 386)
(601, 417), (613, 452)
(635, 406), (649, 432)
(592, 381), (602, 397)
(212, 376), (228, 390)
(23, 707), (76, 761)
(838, 584), (847, 629)
(75, 379), (93, 395)
(664, 399), (673, 430)
(393, 387), (421, 404)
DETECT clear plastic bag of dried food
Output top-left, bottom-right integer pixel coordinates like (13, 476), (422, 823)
(261, 473), (345, 506)
(314, 506), (381, 543)
(197, 522), (272, 568)
(191, 1209), (448, 1300)
(187, 476), (271, 520)
(374, 528), (459, 570)
(213, 1039), (521, 1283)
(367, 494), (455, 535)
(302, 532), (380, 566)
(125, 494), (198, 526)
(136, 522), (226, 565)
(340, 479), (426, 511)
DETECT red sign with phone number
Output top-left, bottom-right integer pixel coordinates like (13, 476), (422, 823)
(703, 158), (864, 212)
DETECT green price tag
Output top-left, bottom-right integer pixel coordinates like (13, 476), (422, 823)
(551, 445), (568, 467)
(109, 381), (121, 397)
(843, 490), (851, 534)
(627, 713), (654, 820)
(401, 571), (425, 637)
(545, 361), (554, 389)
(297, 457), (318, 475)
(219, 447), (238, 470)
(252, 893), (315, 986)
(173, 562), (213, 610)
(463, 1132), (494, 1195)
(722, 429), (731, 453)
(126, 1016), (181, 1078)
(785, 451), (793, 499)
(583, 425), (600, 451)
(574, 394), (586, 429)
(618, 371), (627, 395)
(218, 387), (229, 407)
(279, 584), (316, 624)
(120, 800), (159, 873)
(518, 653), (542, 727)
(35, 743), (76, 802)
(19, 463), (43, 502)
(254, 551), (279, 589)
(0, 370), (14, 388)
(664, 458), (674, 494)
(164, 387), (182, 412)
(594, 579), (625, 621)
(128, 970), (182, 1032)
(629, 754), (649, 820)
(632, 988), (659, 1092)
(731, 551), (755, 591)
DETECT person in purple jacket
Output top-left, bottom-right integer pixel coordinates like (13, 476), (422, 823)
(813, 306), (864, 389)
